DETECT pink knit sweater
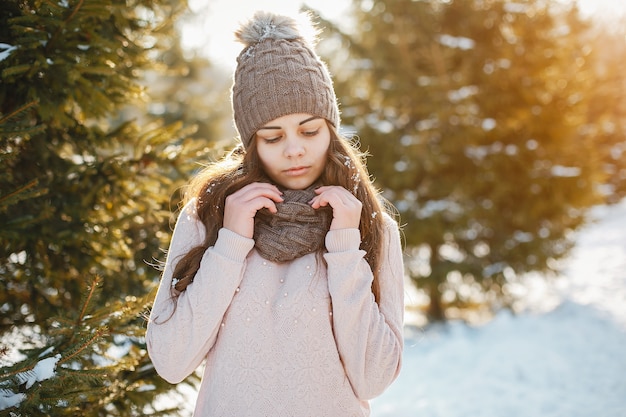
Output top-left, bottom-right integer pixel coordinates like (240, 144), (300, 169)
(146, 199), (405, 416)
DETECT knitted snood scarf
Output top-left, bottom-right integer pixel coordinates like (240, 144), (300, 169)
(253, 185), (332, 263)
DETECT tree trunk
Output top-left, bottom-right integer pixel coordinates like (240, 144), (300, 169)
(426, 283), (446, 322)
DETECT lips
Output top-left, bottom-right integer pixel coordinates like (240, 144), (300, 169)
(284, 166), (309, 176)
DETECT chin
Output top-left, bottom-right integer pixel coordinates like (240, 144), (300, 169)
(279, 178), (315, 190)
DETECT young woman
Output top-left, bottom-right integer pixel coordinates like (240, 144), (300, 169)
(146, 11), (405, 416)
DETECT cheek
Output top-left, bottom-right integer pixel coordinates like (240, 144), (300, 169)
(256, 145), (275, 168)
(317, 135), (332, 160)
(257, 148), (285, 182)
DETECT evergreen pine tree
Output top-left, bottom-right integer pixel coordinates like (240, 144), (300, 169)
(1, 0), (227, 414)
(324, 0), (615, 320)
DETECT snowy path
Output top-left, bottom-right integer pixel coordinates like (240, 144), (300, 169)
(371, 199), (626, 417)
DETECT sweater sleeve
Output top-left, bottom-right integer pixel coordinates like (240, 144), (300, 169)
(324, 212), (405, 399)
(146, 199), (255, 384)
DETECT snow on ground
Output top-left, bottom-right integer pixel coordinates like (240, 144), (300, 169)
(371, 199), (626, 417)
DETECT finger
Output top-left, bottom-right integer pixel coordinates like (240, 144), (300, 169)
(230, 183), (283, 205)
(311, 194), (346, 210)
(314, 185), (336, 195)
(311, 187), (356, 208)
(308, 194), (323, 208)
(247, 189), (284, 205)
(310, 190), (338, 209)
(251, 196), (279, 213)
(240, 182), (283, 200)
(226, 195), (279, 216)
(315, 185), (354, 199)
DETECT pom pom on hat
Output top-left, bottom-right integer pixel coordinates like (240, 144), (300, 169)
(231, 11), (340, 148)
(235, 11), (304, 45)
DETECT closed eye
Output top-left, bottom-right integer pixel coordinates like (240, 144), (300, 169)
(262, 135), (282, 144)
(302, 129), (320, 137)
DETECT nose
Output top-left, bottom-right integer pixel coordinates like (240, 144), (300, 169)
(283, 135), (305, 158)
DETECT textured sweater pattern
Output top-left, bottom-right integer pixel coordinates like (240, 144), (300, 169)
(146, 199), (405, 416)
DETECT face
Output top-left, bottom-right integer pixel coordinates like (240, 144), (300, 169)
(255, 113), (331, 190)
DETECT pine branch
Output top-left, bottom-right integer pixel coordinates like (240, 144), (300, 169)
(0, 360), (36, 381)
(64, 0), (85, 23)
(0, 99), (43, 140)
(77, 276), (103, 325)
(43, 0), (86, 56)
(0, 63), (31, 78)
(0, 100), (38, 124)
(58, 326), (108, 368)
(0, 123), (47, 139)
(0, 179), (39, 208)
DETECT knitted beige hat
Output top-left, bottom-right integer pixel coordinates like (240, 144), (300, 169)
(231, 11), (340, 148)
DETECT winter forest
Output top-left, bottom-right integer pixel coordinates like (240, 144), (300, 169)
(1, 0), (625, 415)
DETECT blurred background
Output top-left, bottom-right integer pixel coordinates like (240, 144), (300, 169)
(1, 0), (625, 415)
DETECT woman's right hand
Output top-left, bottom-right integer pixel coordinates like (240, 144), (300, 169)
(223, 182), (283, 238)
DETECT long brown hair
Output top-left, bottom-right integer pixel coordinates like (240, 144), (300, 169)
(169, 122), (392, 303)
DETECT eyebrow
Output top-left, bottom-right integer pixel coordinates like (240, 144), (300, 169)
(258, 116), (321, 130)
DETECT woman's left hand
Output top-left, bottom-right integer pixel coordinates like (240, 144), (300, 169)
(310, 186), (362, 230)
